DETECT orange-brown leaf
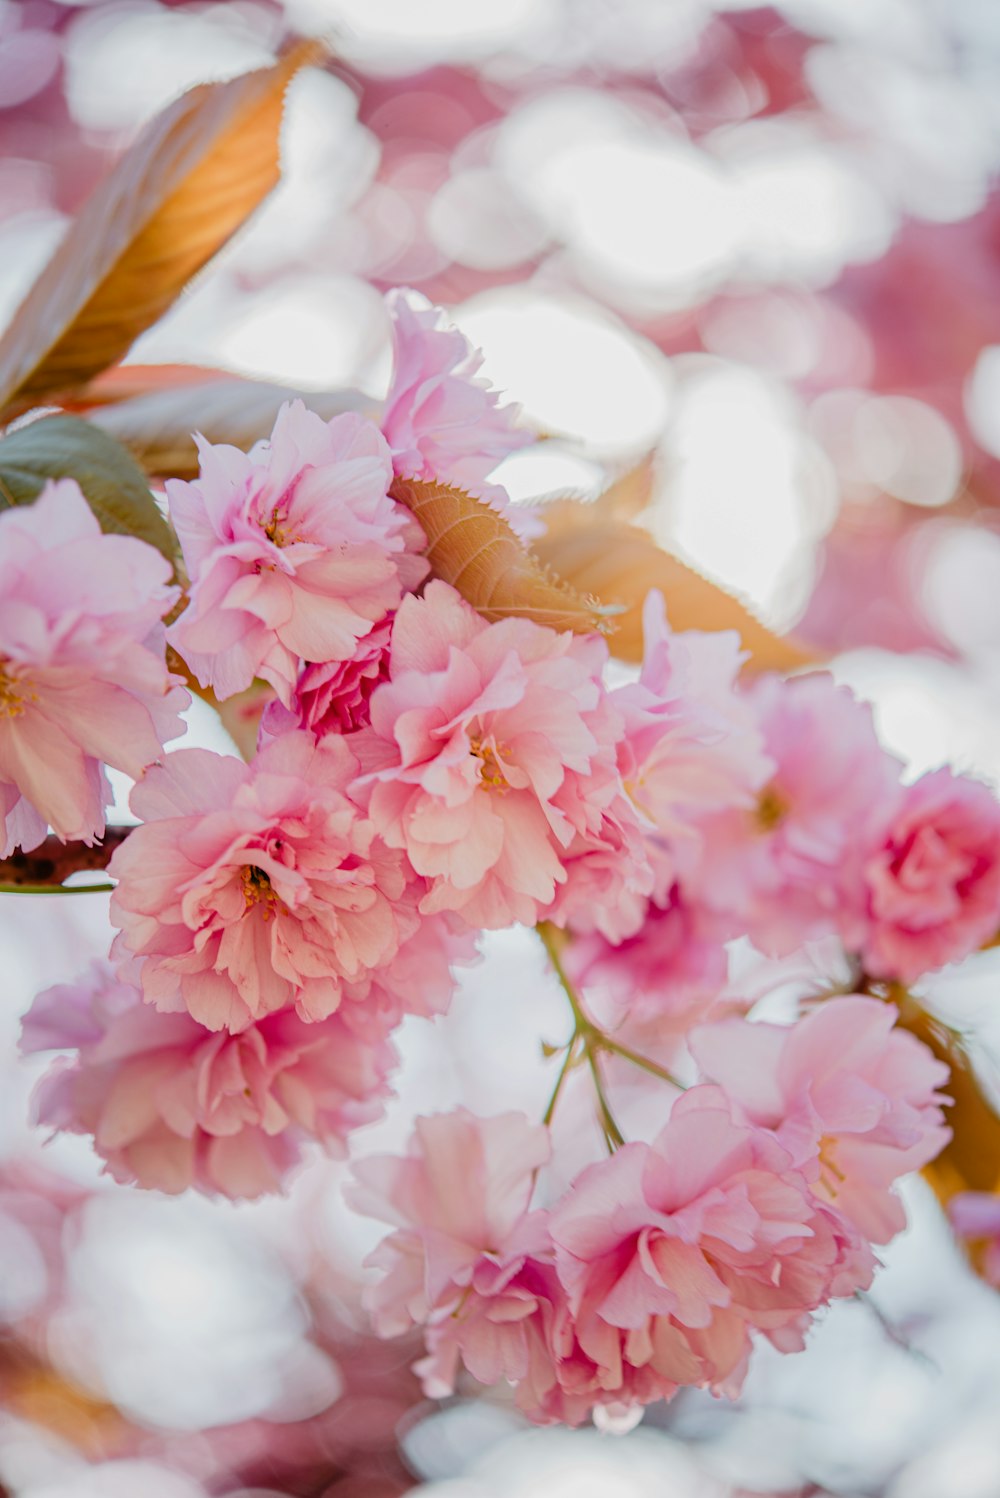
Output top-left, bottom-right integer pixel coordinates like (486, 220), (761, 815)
(390, 476), (609, 636)
(66, 361), (234, 406)
(0, 41), (323, 419)
(541, 453), (658, 531)
(532, 512), (815, 670)
(92, 376), (375, 478)
(900, 1003), (1000, 1203)
(0, 1345), (126, 1457)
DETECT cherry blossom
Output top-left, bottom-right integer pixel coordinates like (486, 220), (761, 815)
(109, 732), (417, 1033)
(614, 591), (773, 856)
(22, 962), (394, 1198)
(167, 402), (426, 704)
(690, 996), (951, 1241)
(260, 613), (393, 742)
(691, 673), (903, 956)
(355, 581), (627, 928)
(855, 767), (1000, 982)
(549, 1087), (874, 1410)
(347, 1108), (550, 1335)
(382, 289), (530, 493)
(562, 871), (729, 1029)
(0, 479), (186, 855)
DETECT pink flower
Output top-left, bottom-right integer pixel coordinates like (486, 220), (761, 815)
(382, 290), (530, 493)
(109, 733), (417, 1033)
(948, 1192), (1000, 1286)
(349, 1109), (589, 1423)
(563, 872), (728, 1029)
(350, 1098), (874, 1428)
(166, 402), (426, 704)
(614, 592), (773, 857)
(856, 768), (1000, 982)
(549, 1087), (874, 1409)
(537, 788), (654, 944)
(21, 963), (394, 1198)
(411, 1219), (567, 1414)
(411, 1224), (728, 1428)
(347, 1109), (550, 1336)
(692, 673), (902, 956)
(690, 996), (951, 1242)
(0, 479), (186, 854)
(381, 291), (537, 541)
(355, 581), (626, 928)
(260, 615), (393, 743)
(337, 905), (478, 1044)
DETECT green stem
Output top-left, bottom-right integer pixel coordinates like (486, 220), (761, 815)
(0, 882), (114, 895)
(537, 922), (624, 1148)
(536, 923), (685, 1146)
(586, 1045), (626, 1151)
(536, 921), (593, 1034)
(542, 1034), (582, 1127)
(596, 1033), (682, 1088)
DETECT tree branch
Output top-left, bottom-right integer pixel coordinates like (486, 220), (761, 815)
(0, 828), (132, 888)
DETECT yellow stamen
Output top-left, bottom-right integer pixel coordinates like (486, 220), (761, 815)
(817, 1135), (847, 1200)
(755, 784), (787, 832)
(0, 657), (33, 719)
(241, 865), (278, 921)
(469, 734), (510, 792)
(263, 506), (289, 547)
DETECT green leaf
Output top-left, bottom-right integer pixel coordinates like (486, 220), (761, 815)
(0, 414), (179, 568)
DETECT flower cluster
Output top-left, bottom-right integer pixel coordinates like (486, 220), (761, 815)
(348, 999), (948, 1426)
(14, 291), (999, 1428)
(22, 962), (395, 1198)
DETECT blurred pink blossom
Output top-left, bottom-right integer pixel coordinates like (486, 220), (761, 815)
(348, 1108), (550, 1336)
(538, 788), (654, 944)
(856, 768), (1000, 982)
(563, 872), (728, 1027)
(692, 674), (902, 956)
(614, 591), (773, 857)
(948, 1191), (1000, 1286)
(337, 901), (478, 1044)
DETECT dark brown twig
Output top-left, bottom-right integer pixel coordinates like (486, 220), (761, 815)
(0, 828), (132, 889)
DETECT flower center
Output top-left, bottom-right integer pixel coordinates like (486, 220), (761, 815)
(0, 656), (33, 719)
(263, 506), (290, 547)
(241, 865), (279, 920)
(817, 1134), (847, 1200)
(469, 734), (510, 792)
(754, 784), (787, 832)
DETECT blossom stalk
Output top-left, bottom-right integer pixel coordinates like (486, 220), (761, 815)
(536, 921), (680, 1147)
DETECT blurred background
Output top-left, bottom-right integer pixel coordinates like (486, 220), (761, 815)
(4, 1), (1000, 1493)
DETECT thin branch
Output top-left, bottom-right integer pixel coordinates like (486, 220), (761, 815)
(536, 921), (594, 1034)
(536, 920), (628, 1149)
(586, 1045), (626, 1152)
(596, 1033), (683, 1089)
(542, 1035), (583, 1127)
